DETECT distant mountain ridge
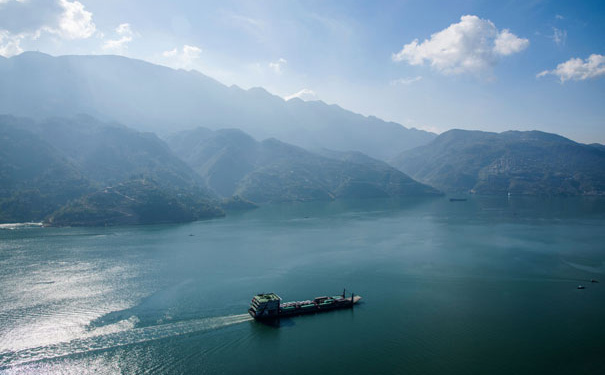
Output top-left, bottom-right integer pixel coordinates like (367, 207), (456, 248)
(391, 129), (605, 196)
(0, 51), (435, 160)
(166, 127), (441, 203)
(0, 114), (438, 225)
(0, 118), (92, 222)
(0, 115), (222, 224)
(23, 115), (204, 189)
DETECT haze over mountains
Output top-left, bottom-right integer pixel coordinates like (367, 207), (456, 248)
(0, 115), (439, 225)
(0, 52), (435, 161)
(392, 129), (605, 196)
(0, 117), (91, 222)
(166, 127), (440, 203)
(1, 52), (604, 225)
(0, 115), (222, 225)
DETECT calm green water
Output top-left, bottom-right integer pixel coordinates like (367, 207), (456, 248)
(1, 196), (605, 374)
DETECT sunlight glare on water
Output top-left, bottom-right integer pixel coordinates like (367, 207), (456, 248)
(1, 197), (605, 374)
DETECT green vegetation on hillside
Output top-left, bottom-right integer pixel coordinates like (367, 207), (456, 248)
(0, 119), (92, 222)
(47, 179), (224, 227)
(166, 127), (441, 203)
(0, 115), (223, 225)
(391, 129), (605, 196)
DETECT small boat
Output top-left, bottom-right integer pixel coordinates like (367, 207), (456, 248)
(449, 198), (467, 202)
(591, 279), (599, 283)
(577, 285), (586, 289)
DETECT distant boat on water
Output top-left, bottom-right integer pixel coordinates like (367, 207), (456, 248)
(449, 198), (467, 202)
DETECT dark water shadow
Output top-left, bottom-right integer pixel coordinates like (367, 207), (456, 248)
(253, 317), (296, 328)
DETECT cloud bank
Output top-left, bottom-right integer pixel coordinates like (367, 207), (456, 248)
(162, 44), (202, 69)
(0, 0), (95, 56)
(284, 88), (318, 101)
(392, 15), (529, 75)
(537, 54), (605, 82)
(54, 0), (95, 40)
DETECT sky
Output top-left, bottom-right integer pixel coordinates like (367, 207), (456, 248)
(1, 0), (604, 143)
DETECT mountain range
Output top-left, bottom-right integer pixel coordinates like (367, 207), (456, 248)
(0, 52), (435, 161)
(166, 127), (441, 203)
(0, 115), (440, 225)
(391, 129), (605, 196)
(0, 115), (222, 225)
(0, 117), (91, 222)
(1, 52), (604, 225)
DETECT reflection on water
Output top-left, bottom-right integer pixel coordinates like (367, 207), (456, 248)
(1, 196), (605, 374)
(0, 314), (252, 368)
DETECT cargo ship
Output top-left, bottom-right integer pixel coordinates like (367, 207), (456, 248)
(248, 290), (361, 320)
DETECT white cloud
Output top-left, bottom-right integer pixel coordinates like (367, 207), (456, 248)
(494, 29), (529, 55)
(162, 48), (178, 57)
(162, 44), (202, 69)
(115, 23), (132, 36)
(183, 44), (201, 59)
(102, 35), (131, 51)
(390, 76), (423, 85)
(552, 27), (567, 46)
(268, 57), (287, 74)
(52, 0), (96, 39)
(102, 23), (134, 52)
(0, 0), (95, 56)
(537, 54), (605, 83)
(392, 15), (529, 75)
(284, 88), (318, 101)
(0, 30), (23, 56)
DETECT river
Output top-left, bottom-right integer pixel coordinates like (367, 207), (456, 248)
(1, 196), (604, 374)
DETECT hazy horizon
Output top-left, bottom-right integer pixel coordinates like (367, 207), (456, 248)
(4, 49), (605, 148)
(1, 1), (604, 144)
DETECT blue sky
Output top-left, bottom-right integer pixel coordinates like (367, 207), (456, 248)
(1, 0), (604, 143)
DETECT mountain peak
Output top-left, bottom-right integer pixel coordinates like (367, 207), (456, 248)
(392, 128), (605, 195)
(14, 50), (52, 58)
(167, 127), (441, 200)
(0, 52), (436, 160)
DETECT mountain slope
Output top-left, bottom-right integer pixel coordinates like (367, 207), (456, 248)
(0, 52), (435, 160)
(22, 115), (205, 190)
(391, 129), (605, 195)
(0, 118), (92, 222)
(0, 115), (222, 224)
(47, 179), (224, 227)
(166, 127), (441, 203)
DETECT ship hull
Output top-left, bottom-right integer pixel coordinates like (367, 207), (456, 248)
(249, 296), (361, 320)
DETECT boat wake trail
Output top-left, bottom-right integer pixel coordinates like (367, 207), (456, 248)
(0, 313), (252, 369)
